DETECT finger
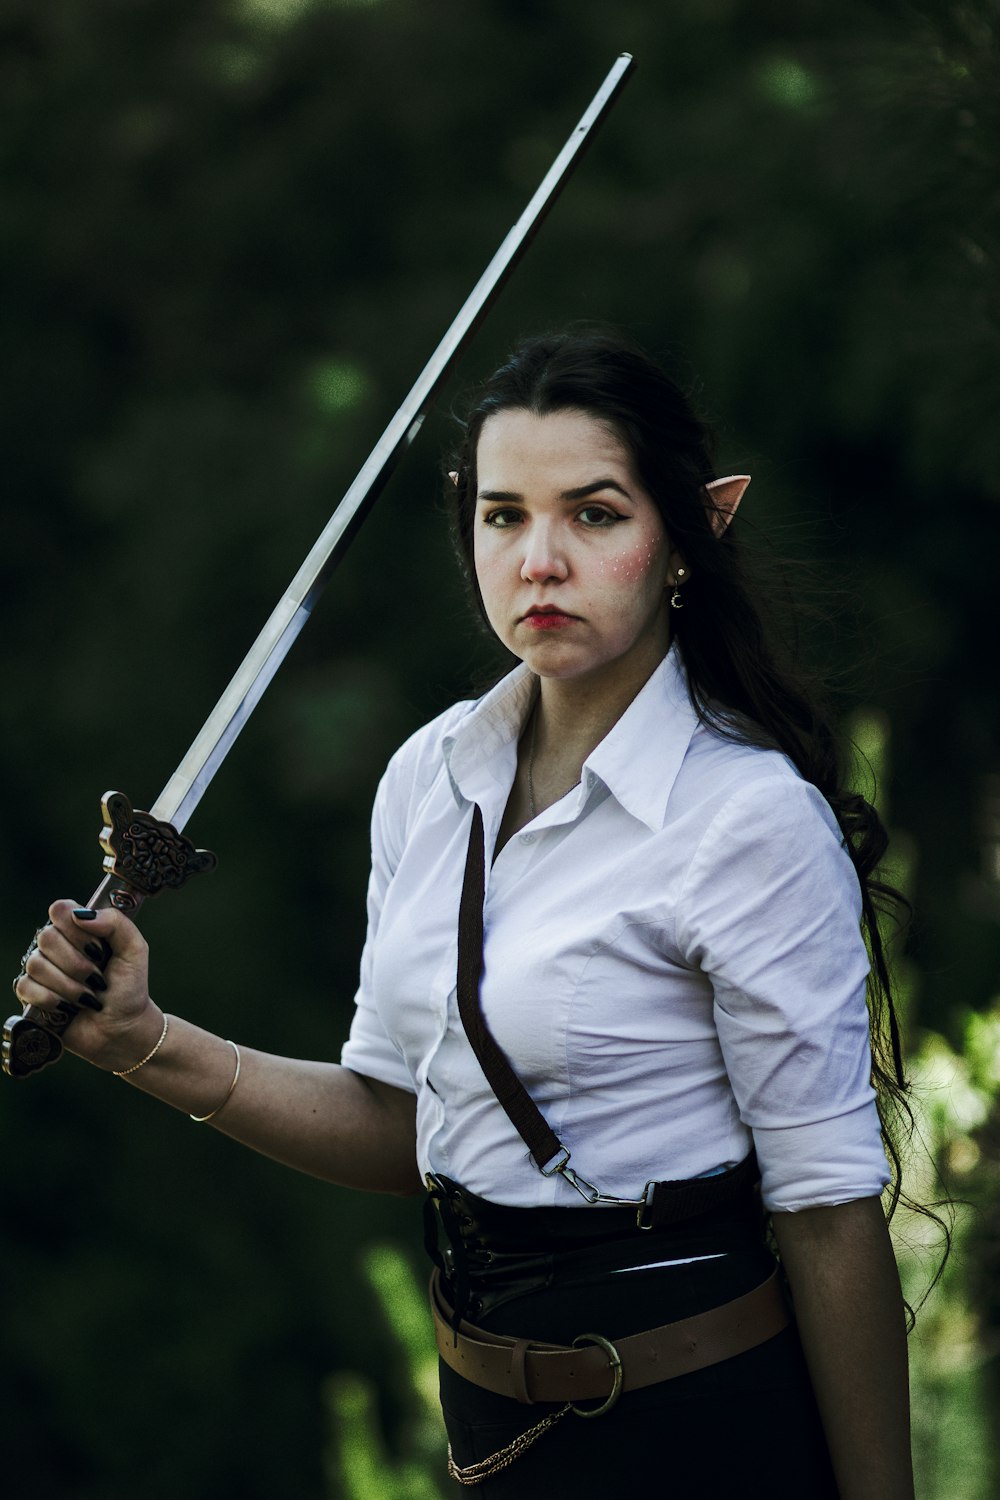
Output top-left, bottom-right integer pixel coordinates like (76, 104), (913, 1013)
(36, 922), (106, 990)
(23, 949), (104, 1011)
(84, 936), (113, 969)
(48, 900), (147, 965)
(10, 971), (34, 1007)
(19, 922), (50, 969)
(12, 967), (83, 1020)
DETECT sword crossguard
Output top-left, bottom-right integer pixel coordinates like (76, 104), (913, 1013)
(99, 791), (217, 908)
(3, 792), (216, 1079)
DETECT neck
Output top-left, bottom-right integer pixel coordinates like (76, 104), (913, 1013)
(530, 644), (670, 799)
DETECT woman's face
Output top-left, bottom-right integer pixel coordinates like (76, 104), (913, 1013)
(473, 407), (681, 691)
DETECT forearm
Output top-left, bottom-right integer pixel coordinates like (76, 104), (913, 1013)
(772, 1196), (913, 1500)
(15, 902), (421, 1196)
(118, 1010), (421, 1194)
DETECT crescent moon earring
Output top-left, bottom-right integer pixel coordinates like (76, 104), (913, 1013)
(669, 567), (687, 610)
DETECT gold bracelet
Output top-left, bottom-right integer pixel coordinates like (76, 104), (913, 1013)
(113, 1013), (169, 1077)
(190, 1040), (241, 1123)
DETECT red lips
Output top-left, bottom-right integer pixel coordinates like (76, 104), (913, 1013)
(523, 605), (577, 630)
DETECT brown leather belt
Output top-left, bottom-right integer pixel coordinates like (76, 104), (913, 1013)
(432, 1265), (790, 1407)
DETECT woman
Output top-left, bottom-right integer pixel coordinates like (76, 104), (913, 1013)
(14, 331), (914, 1498)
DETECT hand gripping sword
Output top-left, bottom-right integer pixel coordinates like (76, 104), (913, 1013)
(4, 52), (636, 1079)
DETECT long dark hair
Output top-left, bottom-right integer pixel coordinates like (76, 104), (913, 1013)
(447, 327), (940, 1277)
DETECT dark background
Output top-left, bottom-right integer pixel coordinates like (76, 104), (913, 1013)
(1, 1), (997, 1495)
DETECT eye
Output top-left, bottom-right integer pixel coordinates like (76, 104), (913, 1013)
(481, 507), (523, 529)
(577, 504), (623, 527)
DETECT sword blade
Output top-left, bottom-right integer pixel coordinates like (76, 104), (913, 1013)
(151, 52), (635, 832)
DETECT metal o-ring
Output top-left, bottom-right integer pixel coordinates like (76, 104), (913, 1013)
(569, 1332), (623, 1419)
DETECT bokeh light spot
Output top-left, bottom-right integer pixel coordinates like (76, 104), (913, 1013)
(755, 57), (818, 109)
(306, 357), (372, 413)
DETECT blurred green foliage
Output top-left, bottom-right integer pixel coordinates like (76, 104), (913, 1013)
(896, 1016), (1000, 1500)
(1, 1), (998, 1496)
(324, 1245), (444, 1498)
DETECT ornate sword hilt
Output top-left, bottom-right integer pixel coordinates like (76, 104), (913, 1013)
(3, 791), (216, 1079)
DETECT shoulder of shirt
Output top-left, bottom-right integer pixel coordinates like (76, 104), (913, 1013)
(672, 733), (860, 935)
(675, 718), (843, 843)
(376, 695), (476, 806)
(369, 697), (478, 864)
(682, 717), (801, 785)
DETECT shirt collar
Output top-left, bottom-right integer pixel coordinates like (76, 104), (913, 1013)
(443, 663), (537, 811)
(443, 645), (701, 833)
(583, 645), (700, 832)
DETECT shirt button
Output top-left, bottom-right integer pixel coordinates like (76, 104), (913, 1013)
(521, 832), (537, 845)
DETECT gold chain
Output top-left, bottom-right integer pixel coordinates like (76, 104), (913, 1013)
(446, 1403), (571, 1485)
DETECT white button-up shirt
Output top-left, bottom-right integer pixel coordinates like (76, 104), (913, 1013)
(341, 646), (889, 1213)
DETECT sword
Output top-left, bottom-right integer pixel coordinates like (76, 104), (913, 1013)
(4, 52), (636, 1080)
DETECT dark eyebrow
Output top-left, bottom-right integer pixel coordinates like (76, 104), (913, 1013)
(477, 479), (631, 503)
(561, 479), (631, 502)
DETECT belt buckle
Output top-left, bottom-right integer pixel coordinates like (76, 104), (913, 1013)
(569, 1332), (623, 1418)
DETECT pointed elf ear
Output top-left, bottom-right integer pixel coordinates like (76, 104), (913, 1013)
(448, 470), (460, 488)
(704, 475), (750, 537)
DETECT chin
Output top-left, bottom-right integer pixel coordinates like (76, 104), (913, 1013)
(524, 651), (611, 682)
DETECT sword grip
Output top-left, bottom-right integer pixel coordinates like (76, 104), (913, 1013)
(3, 792), (216, 1080)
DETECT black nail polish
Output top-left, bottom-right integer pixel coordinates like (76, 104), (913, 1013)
(57, 1000), (80, 1018)
(87, 972), (108, 993)
(84, 942), (105, 966)
(77, 991), (104, 1012)
(73, 908), (97, 921)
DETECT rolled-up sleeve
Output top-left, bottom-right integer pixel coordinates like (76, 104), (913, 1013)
(339, 756), (416, 1095)
(676, 775), (890, 1212)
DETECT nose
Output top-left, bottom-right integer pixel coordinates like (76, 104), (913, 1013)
(520, 519), (569, 583)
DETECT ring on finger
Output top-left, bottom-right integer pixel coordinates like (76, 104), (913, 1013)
(20, 925), (49, 971)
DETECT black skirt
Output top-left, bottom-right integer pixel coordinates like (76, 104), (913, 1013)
(425, 1178), (839, 1498)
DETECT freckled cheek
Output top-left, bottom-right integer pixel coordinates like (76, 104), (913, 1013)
(596, 538), (668, 587)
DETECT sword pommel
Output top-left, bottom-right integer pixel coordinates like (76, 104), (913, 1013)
(3, 793), (216, 1078)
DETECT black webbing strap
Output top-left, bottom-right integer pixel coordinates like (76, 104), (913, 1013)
(642, 1148), (760, 1227)
(457, 805), (563, 1169)
(455, 804), (761, 1225)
